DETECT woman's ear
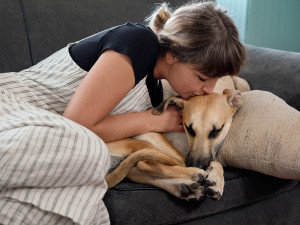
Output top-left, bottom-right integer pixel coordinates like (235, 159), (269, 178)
(165, 52), (177, 64)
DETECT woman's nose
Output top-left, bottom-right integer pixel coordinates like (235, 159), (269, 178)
(202, 78), (218, 94)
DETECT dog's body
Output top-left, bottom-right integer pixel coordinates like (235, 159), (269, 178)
(105, 86), (243, 201)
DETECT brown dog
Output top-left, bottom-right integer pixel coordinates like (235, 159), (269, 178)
(106, 89), (242, 201)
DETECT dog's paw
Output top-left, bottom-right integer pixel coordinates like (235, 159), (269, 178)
(179, 169), (208, 201)
(204, 161), (224, 200)
(205, 181), (221, 200)
(194, 170), (208, 184)
(180, 182), (206, 201)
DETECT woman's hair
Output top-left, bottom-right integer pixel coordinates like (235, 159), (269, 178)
(146, 1), (246, 77)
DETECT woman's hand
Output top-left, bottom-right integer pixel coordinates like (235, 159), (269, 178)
(146, 105), (184, 133)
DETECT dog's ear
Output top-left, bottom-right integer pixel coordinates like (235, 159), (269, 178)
(152, 96), (185, 115)
(223, 89), (243, 107)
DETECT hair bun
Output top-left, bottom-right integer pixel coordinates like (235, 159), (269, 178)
(147, 3), (171, 33)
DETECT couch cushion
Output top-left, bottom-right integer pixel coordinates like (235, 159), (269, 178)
(240, 45), (300, 111)
(176, 183), (300, 225)
(103, 168), (298, 225)
(21, 0), (190, 65)
(0, 0), (32, 72)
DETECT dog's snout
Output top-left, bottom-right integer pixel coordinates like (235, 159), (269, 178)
(200, 157), (212, 169)
(186, 153), (213, 170)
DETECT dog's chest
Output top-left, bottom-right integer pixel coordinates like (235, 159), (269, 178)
(164, 132), (189, 156)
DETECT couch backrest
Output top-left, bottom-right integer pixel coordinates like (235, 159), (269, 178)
(0, 0), (188, 73)
(1, 0), (32, 72)
(1, 0), (299, 111)
(239, 44), (300, 111)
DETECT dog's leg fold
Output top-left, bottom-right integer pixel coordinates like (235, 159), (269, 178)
(127, 167), (207, 201)
(106, 148), (181, 188)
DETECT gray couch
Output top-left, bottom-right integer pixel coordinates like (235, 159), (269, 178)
(1, 0), (300, 224)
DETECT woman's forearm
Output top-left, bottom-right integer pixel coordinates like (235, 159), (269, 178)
(91, 110), (153, 142)
(90, 105), (184, 143)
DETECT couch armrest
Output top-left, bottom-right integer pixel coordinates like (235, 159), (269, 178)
(239, 44), (300, 110)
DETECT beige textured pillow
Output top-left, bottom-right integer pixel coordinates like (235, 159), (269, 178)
(216, 90), (300, 179)
(214, 75), (251, 94)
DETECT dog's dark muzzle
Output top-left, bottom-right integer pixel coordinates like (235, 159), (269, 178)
(186, 153), (213, 170)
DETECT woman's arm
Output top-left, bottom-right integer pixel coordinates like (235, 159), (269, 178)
(63, 50), (135, 127)
(63, 50), (183, 142)
(93, 105), (183, 142)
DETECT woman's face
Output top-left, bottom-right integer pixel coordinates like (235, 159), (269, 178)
(166, 61), (219, 100)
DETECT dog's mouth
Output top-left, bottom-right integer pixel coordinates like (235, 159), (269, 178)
(186, 153), (213, 170)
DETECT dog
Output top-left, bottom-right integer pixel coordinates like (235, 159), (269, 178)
(105, 87), (243, 201)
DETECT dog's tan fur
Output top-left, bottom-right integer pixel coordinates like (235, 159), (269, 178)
(105, 88), (243, 201)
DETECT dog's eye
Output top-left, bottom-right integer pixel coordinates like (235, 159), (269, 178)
(209, 125), (224, 139)
(184, 123), (196, 137)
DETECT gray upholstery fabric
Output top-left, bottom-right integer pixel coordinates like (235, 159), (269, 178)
(20, 0), (190, 65)
(239, 45), (300, 110)
(104, 169), (298, 225)
(178, 183), (300, 225)
(0, 0), (32, 72)
(0, 0), (190, 72)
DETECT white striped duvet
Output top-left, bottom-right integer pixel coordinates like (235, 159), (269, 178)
(0, 44), (173, 224)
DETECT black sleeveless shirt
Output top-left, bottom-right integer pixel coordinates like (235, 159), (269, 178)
(69, 23), (163, 107)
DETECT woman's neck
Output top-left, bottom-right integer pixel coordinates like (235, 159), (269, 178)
(153, 55), (168, 80)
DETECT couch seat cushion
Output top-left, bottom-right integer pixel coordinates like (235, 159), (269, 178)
(103, 167), (298, 225)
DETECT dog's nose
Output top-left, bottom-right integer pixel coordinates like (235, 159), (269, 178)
(199, 158), (211, 169)
(186, 154), (212, 170)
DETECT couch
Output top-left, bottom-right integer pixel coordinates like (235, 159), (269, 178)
(1, 0), (300, 224)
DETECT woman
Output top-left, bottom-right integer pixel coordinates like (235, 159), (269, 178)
(62, 2), (245, 142)
(0, 2), (245, 225)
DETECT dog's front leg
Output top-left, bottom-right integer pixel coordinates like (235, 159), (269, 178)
(127, 165), (208, 201)
(132, 160), (224, 201)
(204, 161), (224, 200)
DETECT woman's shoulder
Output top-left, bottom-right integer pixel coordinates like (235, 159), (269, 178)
(112, 23), (156, 36)
(102, 23), (160, 84)
(104, 23), (159, 50)
(69, 23), (160, 81)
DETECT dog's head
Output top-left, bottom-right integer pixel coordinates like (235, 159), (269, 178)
(153, 89), (242, 169)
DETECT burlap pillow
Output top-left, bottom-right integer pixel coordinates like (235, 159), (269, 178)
(216, 90), (300, 179)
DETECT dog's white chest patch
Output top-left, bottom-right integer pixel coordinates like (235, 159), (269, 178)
(165, 132), (189, 156)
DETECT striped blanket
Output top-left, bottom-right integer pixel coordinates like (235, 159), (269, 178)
(0, 45), (174, 224)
